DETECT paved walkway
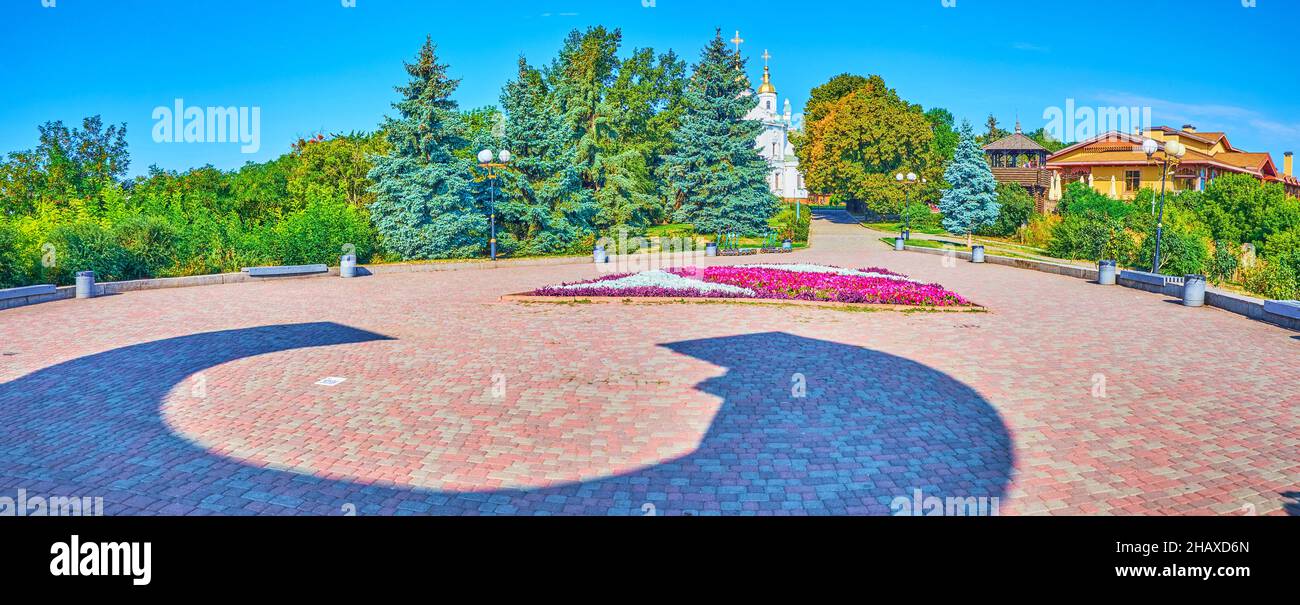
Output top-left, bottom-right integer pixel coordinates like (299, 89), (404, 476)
(0, 210), (1296, 515)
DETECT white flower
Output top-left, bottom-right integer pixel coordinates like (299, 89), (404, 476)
(744, 264), (919, 283)
(552, 270), (757, 296)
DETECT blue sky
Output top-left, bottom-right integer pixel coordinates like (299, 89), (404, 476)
(3, 0), (1298, 175)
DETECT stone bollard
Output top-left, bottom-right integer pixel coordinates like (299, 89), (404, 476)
(894, 237), (905, 251)
(593, 245), (607, 264)
(971, 245), (986, 263)
(1182, 274), (1207, 307)
(1097, 260), (1117, 285)
(340, 254), (357, 278)
(75, 271), (96, 299)
(705, 242), (718, 257)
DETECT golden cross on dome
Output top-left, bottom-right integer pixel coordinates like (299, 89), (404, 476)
(730, 30), (744, 52)
(762, 49), (771, 66)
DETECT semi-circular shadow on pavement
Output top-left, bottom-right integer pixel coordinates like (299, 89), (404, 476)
(0, 325), (1013, 515)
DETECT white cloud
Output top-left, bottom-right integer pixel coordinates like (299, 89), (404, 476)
(1095, 91), (1300, 151)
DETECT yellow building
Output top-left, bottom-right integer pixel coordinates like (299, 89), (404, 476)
(1046, 125), (1299, 200)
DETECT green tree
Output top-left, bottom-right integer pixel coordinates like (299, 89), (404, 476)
(978, 182), (1034, 236)
(368, 37), (486, 259)
(792, 74), (934, 214)
(498, 57), (597, 254)
(664, 30), (778, 235)
(939, 121), (1000, 244)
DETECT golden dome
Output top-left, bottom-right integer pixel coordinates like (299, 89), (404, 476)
(757, 65), (776, 95)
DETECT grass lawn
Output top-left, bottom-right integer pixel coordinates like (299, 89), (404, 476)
(863, 222), (949, 236)
(643, 222), (811, 251)
(879, 237), (969, 250)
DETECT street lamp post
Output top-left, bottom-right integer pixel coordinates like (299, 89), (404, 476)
(477, 149), (512, 261)
(895, 172), (919, 239)
(1142, 139), (1186, 274)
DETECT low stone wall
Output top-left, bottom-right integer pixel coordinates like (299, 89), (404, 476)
(0, 285), (75, 310)
(0, 255), (593, 312)
(896, 245), (1300, 332)
(898, 244), (1099, 281)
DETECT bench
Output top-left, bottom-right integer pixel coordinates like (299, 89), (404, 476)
(0, 284), (57, 301)
(1118, 270), (1177, 287)
(1263, 300), (1300, 320)
(242, 264), (329, 278)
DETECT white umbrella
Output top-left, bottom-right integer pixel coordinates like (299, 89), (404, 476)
(1109, 175), (1118, 198)
(1048, 171), (1062, 202)
(1088, 173), (1095, 189)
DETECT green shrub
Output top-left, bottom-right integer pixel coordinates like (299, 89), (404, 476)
(769, 204), (812, 242)
(979, 182), (1034, 237)
(1240, 259), (1299, 300)
(0, 221), (22, 288)
(45, 221), (128, 284)
(1017, 213), (1058, 248)
(1060, 181), (1137, 219)
(1139, 227), (1209, 276)
(112, 215), (181, 279)
(270, 188), (377, 265)
(1207, 242), (1239, 285)
(1047, 212), (1130, 262)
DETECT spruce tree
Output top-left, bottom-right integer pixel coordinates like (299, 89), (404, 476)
(498, 57), (596, 254)
(665, 30), (777, 236)
(939, 121), (1001, 244)
(369, 37), (486, 259)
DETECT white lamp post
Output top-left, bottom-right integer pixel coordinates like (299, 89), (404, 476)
(1143, 139), (1186, 273)
(896, 172), (919, 239)
(477, 149), (512, 261)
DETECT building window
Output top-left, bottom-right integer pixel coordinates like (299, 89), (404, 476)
(775, 173), (782, 190)
(772, 142), (778, 157)
(766, 100), (772, 110)
(1125, 170), (1141, 191)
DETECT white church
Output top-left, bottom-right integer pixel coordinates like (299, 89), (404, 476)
(744, 49), (809, 201)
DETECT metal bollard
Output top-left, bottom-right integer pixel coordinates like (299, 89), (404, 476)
(593, 245), (607, 264)
(971, 245), (986, 263)
(894, 237), (905, 251)
(75, 271), (96, 299)
(1097, 260), (1117, 285)
(705, 243), (717, 257)
(340, 254), (357, 278)
(1182, 274), (1206, 307)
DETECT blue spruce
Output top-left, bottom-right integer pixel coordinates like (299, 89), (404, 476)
(664, 30), (778, 236)
(940, 121), (1000, 244)
(369, 37), (487, 259)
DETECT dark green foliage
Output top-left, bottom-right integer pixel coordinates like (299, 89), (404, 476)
(1140, 227), (1209, 276)
(1047, 212), (1132, 263)
(45, 222), (126, 284)
(663, 30), (778, 235)
(769, 204), (811, 243)
(271, 188), (377, 265)
(369, 37), (486, 260)
(1208, 242), (1239, 285)
(978, 182), (1034, 236)
(1059, 181), (1135, 219)
(0, 221), (21, 288)
(111, 215), (180, 280)
(901, 203), (942, 230)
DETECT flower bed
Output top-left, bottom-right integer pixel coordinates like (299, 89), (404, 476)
(530, 270), (756, 298)
(677, 265), (970, 306)
(526, 263), (972, 308)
